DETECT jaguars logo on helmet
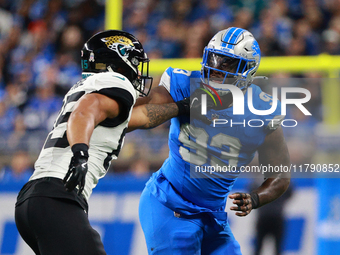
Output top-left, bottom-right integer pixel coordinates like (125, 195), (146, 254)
(81, 30), (153, 96)
(101, 36), (135, 57)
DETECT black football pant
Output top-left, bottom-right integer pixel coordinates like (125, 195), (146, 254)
(15, 196), (106, 255)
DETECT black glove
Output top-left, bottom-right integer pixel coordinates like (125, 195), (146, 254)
(175, 88), (227, 124)
(63, 143), (89, 195)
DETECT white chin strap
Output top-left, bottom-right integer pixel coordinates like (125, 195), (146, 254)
(253, 76), (268, 80)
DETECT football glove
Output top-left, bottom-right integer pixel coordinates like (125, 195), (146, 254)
(175, 88), (232, 124)
(63, 143), (89, 195)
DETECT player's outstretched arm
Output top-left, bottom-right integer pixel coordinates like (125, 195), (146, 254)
(128, 86), (175, 132)
(64, 93), (120, 193)
(127, 103), (180, 132)
(135, 86), (174, 106)
(128, 85), (231, 131)
(229, 126), (291, 216)
(128, 85), (212, 131)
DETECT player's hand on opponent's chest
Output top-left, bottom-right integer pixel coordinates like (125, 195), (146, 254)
(63, 143), (89, 195)
(175, 88), (234, 124)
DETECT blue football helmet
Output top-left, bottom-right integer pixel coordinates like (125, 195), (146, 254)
(201, 27), (261, 90)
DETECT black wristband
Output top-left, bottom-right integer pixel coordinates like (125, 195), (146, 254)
(175, 98), (189, 116)
(71, 143), (89, 158)
(250, 192), (260, 209)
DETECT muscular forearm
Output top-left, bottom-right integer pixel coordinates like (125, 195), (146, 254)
(229, 174), (290, 216)
(143, 103), (179, 128)
(252, 174), (290, 207)
(127, 103), (179, 132)
(255, 127), (291, 207)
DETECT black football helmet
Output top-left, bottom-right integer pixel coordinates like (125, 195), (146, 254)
(81, 30), (153, 96)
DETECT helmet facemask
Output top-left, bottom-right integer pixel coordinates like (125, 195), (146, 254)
(130, 54), (153, 97)
(107, 51), (153, 97)
(200, 28), (261, 93)
(201, 48), (257, 90)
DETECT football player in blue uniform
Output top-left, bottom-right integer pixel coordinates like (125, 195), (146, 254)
(129, 27), (290, 255)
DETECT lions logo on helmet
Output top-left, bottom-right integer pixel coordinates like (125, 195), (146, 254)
(101, 36), (135, 57)
(201, 27), (261, 91)
(252, 41), (261, 57)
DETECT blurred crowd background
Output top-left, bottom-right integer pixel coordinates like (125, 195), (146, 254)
(0, 0), (338, 182)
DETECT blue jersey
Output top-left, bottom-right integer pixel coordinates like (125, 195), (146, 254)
(145, 67), (284, 228)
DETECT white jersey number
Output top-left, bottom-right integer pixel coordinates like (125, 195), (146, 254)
(178, 124), (242, 167)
